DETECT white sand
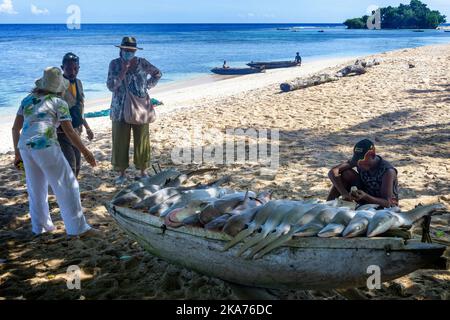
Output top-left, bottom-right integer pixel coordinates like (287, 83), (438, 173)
(0, 56), (355, 154)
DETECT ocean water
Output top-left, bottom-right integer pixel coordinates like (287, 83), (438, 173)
(1, 23), (450, 116)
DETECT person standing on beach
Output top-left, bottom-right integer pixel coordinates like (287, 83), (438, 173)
(107, 36), (162, 185)
(58, 52), (94, 178)
(11, 67), (98, 236)
(327, 139), (399, 208)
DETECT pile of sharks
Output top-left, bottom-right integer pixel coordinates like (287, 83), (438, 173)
(112, 168), (445, 260)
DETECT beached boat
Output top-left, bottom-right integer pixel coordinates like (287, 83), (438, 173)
(210, 67), (264, 75)
(106, 204), (447, 290)
(247, 61), (301, 69)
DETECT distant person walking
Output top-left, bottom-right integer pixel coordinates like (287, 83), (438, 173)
(58, 52), (94, 178)
(107, 37), (162, 185)
(11, 67), (97, 236)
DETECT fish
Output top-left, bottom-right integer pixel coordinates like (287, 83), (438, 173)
(367, 203), (445, 237)
(204, 214), (233, 231)
(326, 199), (357, 210)
(135, 187), (231, 211)
(198, 191), (256, 225)
(255, 191), (273, 204)
(237, 201), (300, 257)
(253, 202), (355, 259)
(318, 208), (357, 238)
(222, 206), (261, 237)
(356, 204), (381, 211)
(159, 188), (236, 217)
(245, 201), (320, 258)
(164, 171), (228, 189)
(222, 200), (285, 251)
(294, 207), (341, 237)
(112, 184), (161, 207)
(342, 210), (377, 238)
(113, 181), (146, 201)
(132, 187), (185, 210)
(140, 168), (183, 187)
(164, 200), (210, 228)
(252, 231), (293, 260)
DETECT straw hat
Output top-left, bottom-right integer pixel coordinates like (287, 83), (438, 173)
(35, 67), (69, 93)
(115, 36), (143, 50)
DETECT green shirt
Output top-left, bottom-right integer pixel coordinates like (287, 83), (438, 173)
(17, 94), (72, 150)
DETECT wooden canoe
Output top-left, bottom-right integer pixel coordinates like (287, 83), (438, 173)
(106, 204), (447, 290)
(247, 61), (301, 69)
(210, 67), (264, 75)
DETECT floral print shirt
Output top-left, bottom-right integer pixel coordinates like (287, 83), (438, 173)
(17, 94), (72, 150)
(107, 57), (162, 122)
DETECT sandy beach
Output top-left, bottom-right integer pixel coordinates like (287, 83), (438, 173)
(0, 44), (449, 300)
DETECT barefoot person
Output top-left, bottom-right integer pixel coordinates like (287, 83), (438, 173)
(327, 139), (399, 208)
(12, 67), (98, 236)
(58, 52), (94, 178)
(107, 36), (162, 185)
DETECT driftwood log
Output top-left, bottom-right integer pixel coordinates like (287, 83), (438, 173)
(280, 58), (381, 92)
(280, 73), (339, 92)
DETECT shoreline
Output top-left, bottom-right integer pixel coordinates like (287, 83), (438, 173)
(0, 55), (357, 154)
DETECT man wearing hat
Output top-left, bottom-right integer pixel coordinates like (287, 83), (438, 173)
(327, 139), (399, 208)
(107, 36), (162, 185)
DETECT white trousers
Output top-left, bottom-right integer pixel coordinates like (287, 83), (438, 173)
(20, 145), (91, 235)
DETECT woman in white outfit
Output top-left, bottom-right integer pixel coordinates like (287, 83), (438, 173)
(11, 67), (97, 236)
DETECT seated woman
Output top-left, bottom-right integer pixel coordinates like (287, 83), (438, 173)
(12, 67), (98, 236)
(295, 52), (302, 65)
(327, 139), (399, 208)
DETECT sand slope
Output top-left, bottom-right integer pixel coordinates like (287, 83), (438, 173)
(0, 44), (449, 300)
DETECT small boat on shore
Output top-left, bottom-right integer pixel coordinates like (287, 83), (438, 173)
(107, 203), (447, 291)
(247, 61), (301, 69)
(211, 67), (264, 75)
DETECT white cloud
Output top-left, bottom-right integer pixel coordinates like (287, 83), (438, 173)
(0, 0), (18, 14)
(31, 4), (49, 15)
(238, 12), (276, 19)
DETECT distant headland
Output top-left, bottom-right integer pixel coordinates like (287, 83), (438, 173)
(344, 0), (446, 30)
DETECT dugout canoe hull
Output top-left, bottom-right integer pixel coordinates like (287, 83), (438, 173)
(107, 204), (447, 290)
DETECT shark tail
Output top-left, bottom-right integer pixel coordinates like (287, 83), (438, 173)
(222, 226), (256, 251)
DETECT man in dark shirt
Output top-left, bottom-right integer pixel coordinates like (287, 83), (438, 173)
(295, 52), (302, 65)
(327, 139), (399, 208)
(58, 52), (94, 178)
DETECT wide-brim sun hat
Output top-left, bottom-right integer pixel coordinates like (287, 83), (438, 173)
(35, 67), (69, 94)
(115, 36), (143, 50)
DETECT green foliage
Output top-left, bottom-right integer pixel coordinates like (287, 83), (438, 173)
(344, 0), (446, 29)
(344, 16), (368, 29)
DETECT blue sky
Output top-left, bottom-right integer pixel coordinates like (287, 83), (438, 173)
(0, 0), (449, 23)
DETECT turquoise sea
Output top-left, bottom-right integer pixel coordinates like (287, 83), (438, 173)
(1, 23), (450, 116)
